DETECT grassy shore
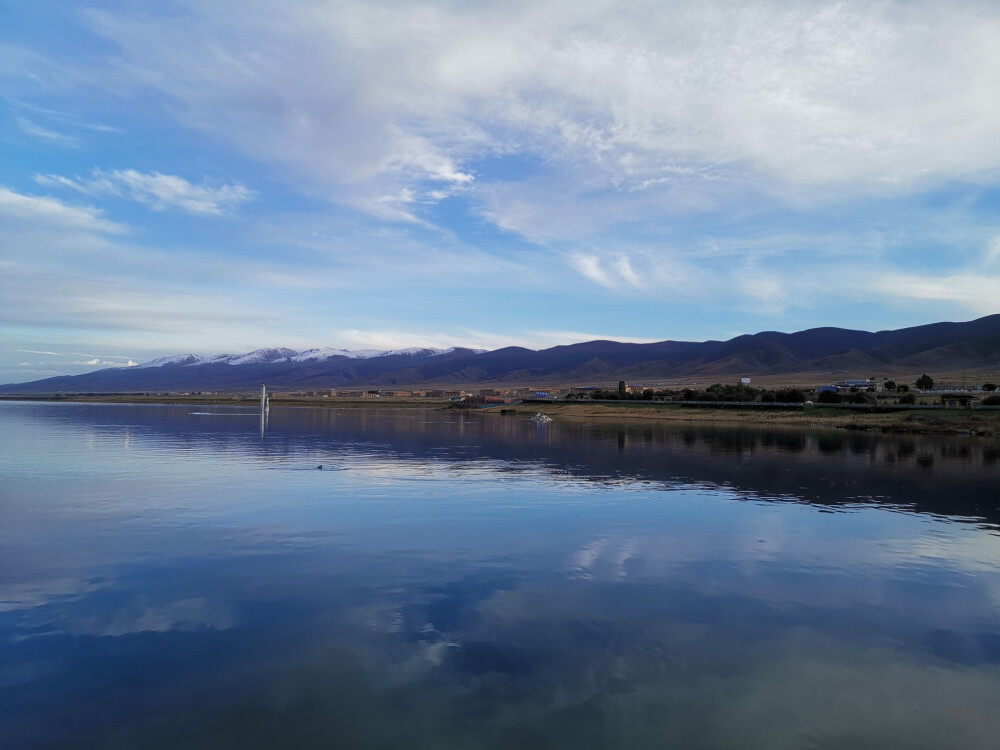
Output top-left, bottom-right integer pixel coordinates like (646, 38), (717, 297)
(4, 394), (997, 437)
(488, 401), (1000, 437)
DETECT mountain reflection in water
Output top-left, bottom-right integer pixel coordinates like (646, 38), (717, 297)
(1, 402), (998, 749)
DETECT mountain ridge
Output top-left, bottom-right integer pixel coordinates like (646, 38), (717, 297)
(4, 315), (1000, 393)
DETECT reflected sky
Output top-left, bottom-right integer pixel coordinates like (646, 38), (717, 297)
(2, 402), (999, 749)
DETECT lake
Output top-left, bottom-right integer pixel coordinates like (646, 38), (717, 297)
(2, 401), (999, 749)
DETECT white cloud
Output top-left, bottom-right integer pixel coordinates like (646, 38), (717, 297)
(870, 273), (1000, 315)
(70, 353), (136, 361)
(14, 100), (120, 134)
(738, 273), (791, 314)
(16, 116), (78, 147)
(330, 327), (661, 352)
(64, 0), (1000, 231)
(8, 351), (138, 369)
(0, 187), (124, 233)
(986, 237), (1000, 267)
(566, 243), (717, 297)
(570, 254), (615, 288)
(66, 358), (137, 367)
(35, 169), (253, 215)
(613, 255), (642, 288)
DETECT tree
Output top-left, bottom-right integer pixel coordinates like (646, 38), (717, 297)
(899, 393), (916, 405)
(915, 374), (934, 390)
(885, 380), (897, 391)
(983, 383), (997, 392)
(775, 389), (806, 403)
(896, 384), (909, 393)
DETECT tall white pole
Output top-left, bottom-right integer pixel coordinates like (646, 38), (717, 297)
(260, 384), (266, 413)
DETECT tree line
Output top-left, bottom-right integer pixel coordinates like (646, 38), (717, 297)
(583, 375), (999, 405)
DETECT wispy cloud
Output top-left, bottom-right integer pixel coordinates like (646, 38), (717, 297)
(67, 358), (137, 367)
(986, 237), (1000, 267)
(70, 353), (136, 361)
(12, 349), (137, 360)
(613, 255), (643, 288)
(35, 169), (253, 215)
(569, 254), (615, 289)
(16, 358), (136, 368)
(870, 274), (1000, 315)
(14, 100), (119, 134)
(0, 187), (124, 233)
(16, 116), (78, 147)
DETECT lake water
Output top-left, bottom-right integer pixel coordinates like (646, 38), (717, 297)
(2, 401), (999, 749)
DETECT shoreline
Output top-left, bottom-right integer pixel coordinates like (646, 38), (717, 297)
(489, 402), (999, 437)
(3, 394), (998, 437)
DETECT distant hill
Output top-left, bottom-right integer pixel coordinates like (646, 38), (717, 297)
(4, 315), (1000, 393)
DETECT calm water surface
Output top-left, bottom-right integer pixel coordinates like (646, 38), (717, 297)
(2, 401), (999, 749)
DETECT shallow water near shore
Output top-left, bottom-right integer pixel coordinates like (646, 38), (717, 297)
(2, 401), (999, 749)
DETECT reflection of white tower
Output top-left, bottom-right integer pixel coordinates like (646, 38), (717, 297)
(259, 384), (269, 438)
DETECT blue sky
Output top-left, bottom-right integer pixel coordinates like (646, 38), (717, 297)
(2, 0), (999, 382)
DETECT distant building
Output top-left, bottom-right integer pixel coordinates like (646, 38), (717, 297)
(941, 393), (980, 408)
(463, 395), (509, 405)
(739, 377), (751, 385)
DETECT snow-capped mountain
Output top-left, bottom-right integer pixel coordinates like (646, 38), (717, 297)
(132, 354), (204, 369)
(131, 346), (482, 369)
(226, 348), (300, 366)
(2, 345), (491, 393)
(288, 346), (459, 363)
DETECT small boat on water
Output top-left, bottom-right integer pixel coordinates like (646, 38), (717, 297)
(529, 413), (553, 423)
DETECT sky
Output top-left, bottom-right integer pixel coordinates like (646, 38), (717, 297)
(2, 0), (1000, 383)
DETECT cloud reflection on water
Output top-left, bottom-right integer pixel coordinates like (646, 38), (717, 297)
(1, 402), (999, 748)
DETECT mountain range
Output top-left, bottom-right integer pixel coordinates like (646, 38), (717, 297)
(4, 315), (1000, 393)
